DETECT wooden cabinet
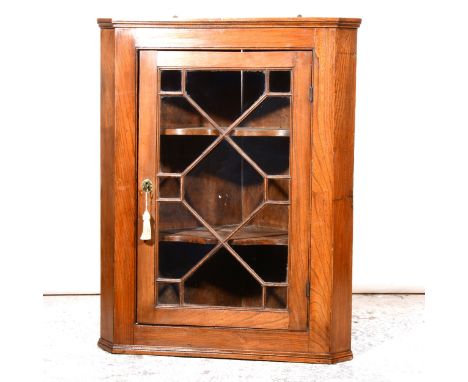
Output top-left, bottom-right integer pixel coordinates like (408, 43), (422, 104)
(98, 17), (361, 364)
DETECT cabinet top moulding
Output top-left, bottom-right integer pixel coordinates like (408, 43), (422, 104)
(97, 17), (361, 29)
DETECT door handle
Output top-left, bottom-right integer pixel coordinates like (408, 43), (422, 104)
(140, 179), (153, 241)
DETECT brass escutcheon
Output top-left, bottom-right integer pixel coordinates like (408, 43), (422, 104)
(141, 179), (153, 193)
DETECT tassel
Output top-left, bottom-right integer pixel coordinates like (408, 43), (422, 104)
(140, 192), (151, 240)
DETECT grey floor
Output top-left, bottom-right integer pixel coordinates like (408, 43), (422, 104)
(43, 294), (424, 382)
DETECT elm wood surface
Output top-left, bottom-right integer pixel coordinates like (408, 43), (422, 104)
(308, 28), (357, 354)
(137, 50), (309, 330)
(100, 28), (115, 343)
(98, 337), (353, 364)
(99, 17), (360, 364)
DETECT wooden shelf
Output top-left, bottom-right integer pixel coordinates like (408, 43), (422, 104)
(160, 127), (290, 137)
(159, 224), (288, 246)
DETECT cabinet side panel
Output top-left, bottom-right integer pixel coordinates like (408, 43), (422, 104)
(331, 29), (357, 353)
(113, 29), (137, 344)
(100, 28), (115, 342)
(310, 28), (357, 354)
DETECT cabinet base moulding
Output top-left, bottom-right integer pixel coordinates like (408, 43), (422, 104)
(97, 337), (353, 364)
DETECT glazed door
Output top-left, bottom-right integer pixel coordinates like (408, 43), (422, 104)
(137, 50), (312, 330)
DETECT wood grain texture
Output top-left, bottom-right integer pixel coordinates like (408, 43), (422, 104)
(99, 19), (359, 363)
(98, 337), (352, 364)
(330, 29), (357, 353)
(133, 28), (317, 50)
(309, 27), (357, 354)
(139, 307), (289, 329)
(133, 324), (309, 353)
(137, 50), (310, 330)
(156, 50), (295, 68)
(113, 29), (137, 344)
(100, 28), (115, 343)
(288, 51), (312, 330)
(309, 28), (336, 353)
(137, 50), (158, 322)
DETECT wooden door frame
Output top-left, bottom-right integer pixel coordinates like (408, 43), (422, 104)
(99, 21), (358, 362)
(137, 50), (311, 330)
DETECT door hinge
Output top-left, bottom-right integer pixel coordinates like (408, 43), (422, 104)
(308, 86), (314, 103)
(306, 281), (310, 297)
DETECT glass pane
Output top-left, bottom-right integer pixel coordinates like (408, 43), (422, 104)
(185, 70), (265, 128)
(232, 245), (288, 282)
(242, 71), (265, 113)
(231, 137), (290, 175)
(184, 247), (262, 307)
(159, 242), (215, 279)
(265, 287), (287, 309)
(229, 204), (289, 246)
(158, 201), (216, 241)
(160, 96), (214, 131)
(158, 201), (203, 234)
(184, 140), (263, 238)
(158, 282), (180, 305)
(156, 66), (291, 310)
(239, 96), (290, 130)
(186, 71), (241, 127)
(161, 70), (182, 91)
(269, 71), (291, 92)
(160, 135), (216, 173)
(159, 176), (180, 199)
(267, 178), (289, 201)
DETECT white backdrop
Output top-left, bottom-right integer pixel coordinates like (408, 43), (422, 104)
(11, 0), (459, 294)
